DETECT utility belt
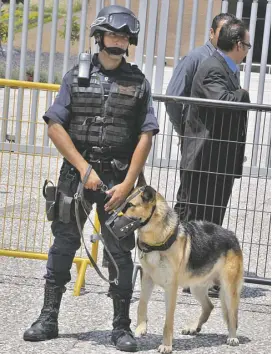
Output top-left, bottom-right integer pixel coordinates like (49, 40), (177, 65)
(43, 155), (129, 223)
(86, 145), (133, 160)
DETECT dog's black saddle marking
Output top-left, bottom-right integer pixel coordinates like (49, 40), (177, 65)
(137, 223), (179, 253)
(183, 221), (241, 275)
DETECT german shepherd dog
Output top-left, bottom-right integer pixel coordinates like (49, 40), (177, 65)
(124, 186), (244, 353)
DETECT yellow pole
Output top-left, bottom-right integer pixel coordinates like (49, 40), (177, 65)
(73, 260), (88, 296)
(0, 249), (90, 265)
(91, 211), (101, 262)
(0, 79), (60, 91)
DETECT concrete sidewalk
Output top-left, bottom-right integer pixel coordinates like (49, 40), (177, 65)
(0, 256), (270, 354)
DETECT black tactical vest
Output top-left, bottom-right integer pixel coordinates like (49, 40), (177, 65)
(68, 62), (146, 161)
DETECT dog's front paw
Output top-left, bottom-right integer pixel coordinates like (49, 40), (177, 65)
(181, 324), (201, 335)
(135, 322), (147, 337)
(158, 344), (172, 353)
(227, 337), (239, 346)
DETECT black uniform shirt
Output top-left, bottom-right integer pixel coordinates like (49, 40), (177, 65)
(43, 54), (159, 136)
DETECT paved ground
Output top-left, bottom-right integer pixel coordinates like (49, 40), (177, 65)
(0, 255), (271, 354)
(0, 3), (271, 352)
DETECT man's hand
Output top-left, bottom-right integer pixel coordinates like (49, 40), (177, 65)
(80, 168), (102, 191)
(104, 182), (132, 212)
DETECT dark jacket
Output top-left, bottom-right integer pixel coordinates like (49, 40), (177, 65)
(181, 51), (250, 178)
(166, 41), (215, 135)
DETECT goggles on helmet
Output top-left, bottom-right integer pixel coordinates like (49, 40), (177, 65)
(91, 12), (140, 36)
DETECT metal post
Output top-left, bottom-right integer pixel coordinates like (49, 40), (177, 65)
(110, 0), (116, 4)
(91, 0), (103, 54)
(173, 0), (185, 68)
(28, 0), (45, 145)
(62, 0), (73, 77)
(252, 0), (271, 166)
(204, 0), (214, 43)
(144, 0), (159, 84)
(236, 0), (244, 19)
(135, 0), (148, 70)
(189, 0), (199, 51)
(47, 0), (59, 86)
(221, 0), (229, 12)
(43, 0), (59, 147)
(244, 0), (258, 91)
(78, 0), (88, 55)
(1, 0), (16, 142)
(15, 0), (30, 144)
(154, 0), (170, 94)
(257, 0), (271, 105)
(96, 0), (102, 15)
(125, 0), (131, 8)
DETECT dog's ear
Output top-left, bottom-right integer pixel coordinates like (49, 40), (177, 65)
(136, 171), (147, 187)
(141, 186), (156, 203)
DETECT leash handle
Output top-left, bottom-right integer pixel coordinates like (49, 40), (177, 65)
(82, 164), (92, 185)
(74, 167), (120, 285)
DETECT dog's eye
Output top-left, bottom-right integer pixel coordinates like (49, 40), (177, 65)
(127, 202), (136, 208)
(123, 202), (136, 213)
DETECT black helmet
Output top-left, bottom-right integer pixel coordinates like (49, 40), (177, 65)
(90, 5), (140, 46)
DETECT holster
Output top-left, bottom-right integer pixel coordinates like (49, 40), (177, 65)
(43, 180), (58, 221)
(57, 162), (80, 223)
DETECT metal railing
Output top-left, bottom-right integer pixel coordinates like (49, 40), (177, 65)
(0, 80), (101, 296)
(147, 95), (271, 284)
(0, 80), (271, 285)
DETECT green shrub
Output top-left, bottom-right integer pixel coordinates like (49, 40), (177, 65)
(73, 1), (82, 13)
(54, 73), (62, 84)
(11, 69), (19, 80)
(0, 21), (8, 43)
(0, 64), (6, 78)
(39, 72), (48, 83)
(59, 15), (82, 44)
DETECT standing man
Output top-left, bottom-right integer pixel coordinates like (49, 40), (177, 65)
(181, 18), (250, 225)
(166, 13), (236, 218)
(23, 5), (159, 352)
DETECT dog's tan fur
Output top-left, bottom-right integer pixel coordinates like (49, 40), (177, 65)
(125, 187), (244, 353)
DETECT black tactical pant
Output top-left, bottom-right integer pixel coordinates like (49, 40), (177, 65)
(175, 170), (234, 226)
(44, 166), (135, 299)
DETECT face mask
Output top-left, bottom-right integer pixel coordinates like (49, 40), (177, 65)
(104, 46), (127, 56)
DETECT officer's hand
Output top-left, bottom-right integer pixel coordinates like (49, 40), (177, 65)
(104, 182), (131, 212)
(81, 168), (101, 191)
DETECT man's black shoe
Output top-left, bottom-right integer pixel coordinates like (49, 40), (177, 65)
(208, 285), (220, 298)
(112, 329), (137, 352)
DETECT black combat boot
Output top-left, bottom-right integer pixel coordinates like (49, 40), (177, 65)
(23, 283), (65, 341)
(111, 296), (137, 352)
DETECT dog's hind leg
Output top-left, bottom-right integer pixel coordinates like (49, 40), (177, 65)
(182, 285), (214, 335)
(135, 272), (154, 338)
(220, 280), (241, 346)
(220, 250), (243, 346)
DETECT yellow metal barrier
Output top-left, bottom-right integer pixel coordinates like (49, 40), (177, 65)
(0, 79), (100, 296)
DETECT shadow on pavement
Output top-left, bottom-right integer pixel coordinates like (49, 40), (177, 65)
(58, 330), (251, 351)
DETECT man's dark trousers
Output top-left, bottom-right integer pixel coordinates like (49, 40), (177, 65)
(45, 171), (135, 299)
(175, 170), (234, 225)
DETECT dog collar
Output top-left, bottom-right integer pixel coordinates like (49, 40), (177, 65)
(137, 223), (179, 254)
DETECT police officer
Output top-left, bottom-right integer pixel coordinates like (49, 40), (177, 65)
(23, 5), (159, 352)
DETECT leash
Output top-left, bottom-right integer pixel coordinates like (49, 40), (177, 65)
(74, 165), (119, 285)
